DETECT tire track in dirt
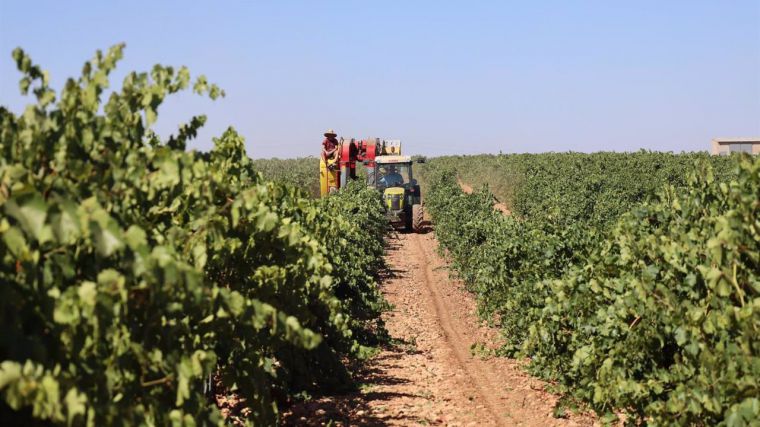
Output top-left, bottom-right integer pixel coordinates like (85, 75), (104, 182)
(284, 230), (594, 426)
(407, 232), (593, 426)
(409, 234), (505, 424)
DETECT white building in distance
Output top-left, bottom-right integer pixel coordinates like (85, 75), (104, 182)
(710, 137), (760, 155)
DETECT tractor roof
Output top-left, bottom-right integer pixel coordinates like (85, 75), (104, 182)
(376, 155), (412, 164)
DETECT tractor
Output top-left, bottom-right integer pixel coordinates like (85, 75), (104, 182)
(320, 137), (424, 232)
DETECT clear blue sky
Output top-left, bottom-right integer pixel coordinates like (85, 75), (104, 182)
(1, 1), (759, 157)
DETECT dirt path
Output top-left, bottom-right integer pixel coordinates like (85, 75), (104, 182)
(284, 231), (594, 426)
(456, 179), (511, 215)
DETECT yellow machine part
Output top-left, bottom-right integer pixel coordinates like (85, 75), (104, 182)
(383, 187), (405, 210)
(319, 155), (339, 197)
(379, 139), (401, 155)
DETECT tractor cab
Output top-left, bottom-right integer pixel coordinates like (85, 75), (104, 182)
(375, 157), (412, 189)
(372, 156), (422, 232)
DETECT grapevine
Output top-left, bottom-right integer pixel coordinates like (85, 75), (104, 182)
(0, 45), (387, 425)
(420, 152), (758, 425)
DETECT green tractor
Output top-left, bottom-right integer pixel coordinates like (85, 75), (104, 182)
(371, 155), (424, 232)
(319, 135), (424, 232)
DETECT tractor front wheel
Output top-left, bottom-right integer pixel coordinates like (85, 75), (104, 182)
(412, 204), (424, 233)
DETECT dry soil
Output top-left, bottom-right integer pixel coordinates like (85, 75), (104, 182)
(283, 230), (595, 426)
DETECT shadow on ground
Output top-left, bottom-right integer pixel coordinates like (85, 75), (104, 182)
(280, 348), (425, 426)
(280, 236), (428, 426)
(282, 221), (433, 426)
(385, 220), (434, 237)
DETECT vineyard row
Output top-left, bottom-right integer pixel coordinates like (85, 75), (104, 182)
(0, 46), (388, 425)
(420, 153), (759, 426)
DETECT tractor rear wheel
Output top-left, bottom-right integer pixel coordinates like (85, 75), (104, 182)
(412, 204), (424, 233)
